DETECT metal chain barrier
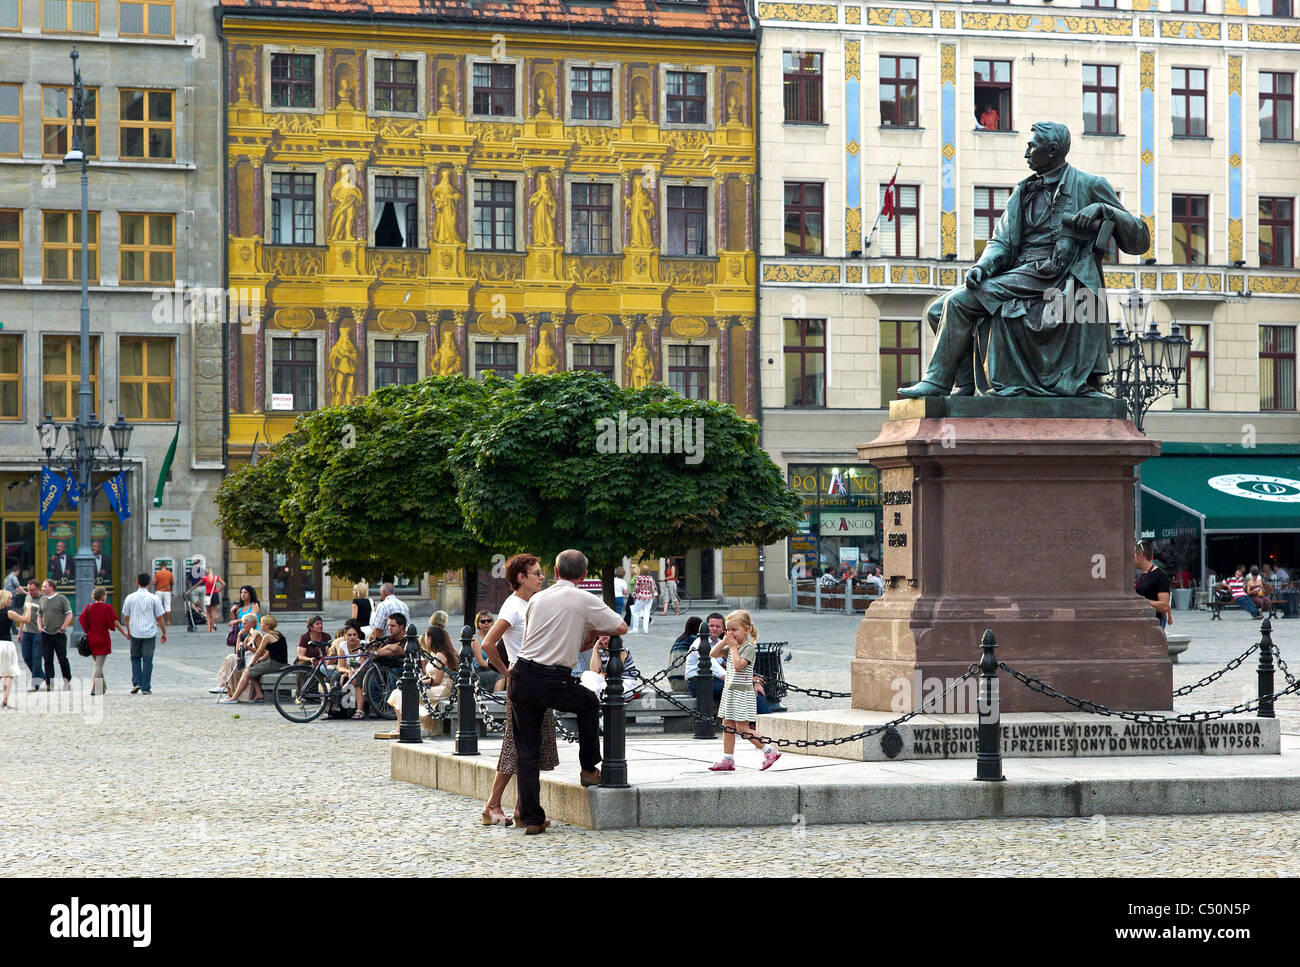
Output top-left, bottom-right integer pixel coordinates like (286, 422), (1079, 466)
(1000, 659), (1300, 723)
(1170, 641), (1261, 697)
(630, 664), (979, 749)
(781, 681), (853, 700)
(1274, 645), (1295, 688)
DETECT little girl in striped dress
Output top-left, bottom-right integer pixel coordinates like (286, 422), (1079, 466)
(709, 610), (780, 772)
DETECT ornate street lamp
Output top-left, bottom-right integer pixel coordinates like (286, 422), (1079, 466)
(1101, 289), (1192, 540)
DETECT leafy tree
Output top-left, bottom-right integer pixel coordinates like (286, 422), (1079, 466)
(451, 370), (802, 603)
(215, 427), (304, 556)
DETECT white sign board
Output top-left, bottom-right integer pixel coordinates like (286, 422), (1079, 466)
(271, 393), (294, 411)
(148, 509), (193, 541)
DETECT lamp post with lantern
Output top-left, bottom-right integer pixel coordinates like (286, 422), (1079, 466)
(1101, 289), (1192, 543)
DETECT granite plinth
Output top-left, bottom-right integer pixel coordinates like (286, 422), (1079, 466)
(855, 411), (1168, 713)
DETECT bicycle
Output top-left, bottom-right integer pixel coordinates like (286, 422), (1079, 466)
(272, 651), (398, 724)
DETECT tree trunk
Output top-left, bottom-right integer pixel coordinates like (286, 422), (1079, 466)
(601, 563), (616, 609)
(462, 565), (479, 629)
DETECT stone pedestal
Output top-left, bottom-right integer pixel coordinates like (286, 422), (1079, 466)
(854, 396), (1171, 714)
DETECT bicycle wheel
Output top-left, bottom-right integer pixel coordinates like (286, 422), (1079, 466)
(362, 663), (399, 720)
(273, 665), (329, 723)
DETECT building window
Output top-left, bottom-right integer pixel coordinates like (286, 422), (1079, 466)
(0, 209), (19, 282)
(373, 58), (418, 114)
(783, 52), (822, 124)
(665, 185), (708, 256)
(271, 338), (317, 411)
(472, 179), (516, 251)
(784, 318), (826, 407)
(270, 172), (316, 246)
(119, 0), (173, 37)
(42, 335), (99, 419)
(270, 53), (316, 109)
(0, 0), (19, 29)
(1260, 197), (1295, 268)
(372, 175), (419, 248)
(784, 182), (823, 256)
(879, 183), (919, 257)
(472, 62), (516, 116)
(0, 84), (20, 156)
(572, 343), (616, 379)
(973, 60), (1011, 131)
(118, 89), (174, 161)
(120, 337), (173, 421)
(1172, 324), (1208, 411)
(0, 334), (18, 419)
(1266, 0), (1293, 14)
(42, 210), (98, 283)
(43, 85), (97, 158)
(1082, 64), (1119, 135)
(879, 320), (921, 403)
(1171, 67), (1207, 138)
(1171, 194), (1208, 264)
(666, 70), (707, 125)
(570, 67), (613, 121)
(1260, 326), (1296, 412)
(42, 0), (97, 32)
(1260, 72), (1294, 142)
(374, 339), (419, 388)
(474, 341), (518, 379)
(570, 182), (613, 254)
(667, 344), (709, 399)
(1080, 0), (1117, 7)
(119, 212), (174, 285)
(1170, 0), (1206, 10)
(879, 56), (918, 128)
(973, 186), (1011, 258)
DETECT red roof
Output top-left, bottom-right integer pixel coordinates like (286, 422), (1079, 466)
(220, 0), (754, 35)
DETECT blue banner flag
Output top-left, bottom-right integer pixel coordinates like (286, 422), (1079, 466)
(38, 467), (67, 530)
(65, 473), (81, 509)
(101, 472), (131, 523)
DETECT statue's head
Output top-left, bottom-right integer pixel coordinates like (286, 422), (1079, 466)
(1024, 121), (1071, 172)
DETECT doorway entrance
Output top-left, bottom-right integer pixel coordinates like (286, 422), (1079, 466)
(270, 552), (323, 611)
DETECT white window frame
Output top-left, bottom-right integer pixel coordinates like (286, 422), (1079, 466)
(662, 336), (717, 400)
(365, 50), (428, 119)
(467, 171), (524, 253)
(471, 334), (526, 379)
(467, 55), (525, 123)
(659, 63), (715, 131)
(263, 330), (325, 412)
(563, 59), (621, 127)
(659, 177), (716, 257)
(263, 163), (326, 247)
(367, 331), (428, 390)
(565, 337), (623, 384)
(562, 173), (623, 256)
(262, 45), (325, 115)
(366, 166), (428, 250)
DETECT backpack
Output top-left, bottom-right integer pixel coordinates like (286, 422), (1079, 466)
(323, 678), (357, 719)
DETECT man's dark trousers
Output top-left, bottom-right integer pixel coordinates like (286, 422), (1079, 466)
(41, 631), (71, 684)
(20, 631), (42, 683)
(509, 658), (601, 828)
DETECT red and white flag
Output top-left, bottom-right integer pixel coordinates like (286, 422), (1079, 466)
(881, 171), (898, 222)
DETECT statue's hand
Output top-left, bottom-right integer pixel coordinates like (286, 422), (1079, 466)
(1070, 203), (1111, 234)
(965, 265), (986, 289)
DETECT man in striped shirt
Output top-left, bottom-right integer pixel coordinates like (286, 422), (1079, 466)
(1217, 566), (1261, 619)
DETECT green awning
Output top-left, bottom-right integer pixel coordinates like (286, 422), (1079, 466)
(1141, 453), (1300, 533)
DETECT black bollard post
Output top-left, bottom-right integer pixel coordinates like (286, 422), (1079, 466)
(1257, 617), (1276, 719)
(454, 623), (478, 755)
(601, 634), (629, 788)
(398, 623), (422, 743)
(693, 632), (716, 739)
(975, 629), (1005, 782)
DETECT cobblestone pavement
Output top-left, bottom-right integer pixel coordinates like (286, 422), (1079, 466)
(4, 608), (1297, 877)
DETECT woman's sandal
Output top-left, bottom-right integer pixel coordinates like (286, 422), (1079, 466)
(481, 808), (512, 827)
(351, 711), (365, 719)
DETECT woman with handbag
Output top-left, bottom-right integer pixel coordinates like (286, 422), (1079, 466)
(79, 586), (124, 696)
(0, 589), (26, 708)
(228, 585), (260, 635)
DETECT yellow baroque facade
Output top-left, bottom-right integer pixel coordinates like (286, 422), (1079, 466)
(223, 14), (760, 458)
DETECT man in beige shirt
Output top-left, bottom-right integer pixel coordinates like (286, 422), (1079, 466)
(511, 548), (627, 834)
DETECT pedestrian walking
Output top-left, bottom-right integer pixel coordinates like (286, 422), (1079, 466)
(509, 549), (626, 834)
(660, 558), (681, 616)
(79, 586), (123, 696)
(0, 589), (24, 708)
(613, 567), (628, 619)
(37, 579), (74, 691)
(630, 565), (657, 634)
(478, 554), (558, 826)
(4, 563), (20, 597)
(17, 580), (42, 690)
(121, 573), (168, 695)
(152, 561), (174, 617)
(708, 610), (781, 772)
(202, 568), (226, 632)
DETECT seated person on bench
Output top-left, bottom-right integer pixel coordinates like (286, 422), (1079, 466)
(1217, 567), (1261, 619)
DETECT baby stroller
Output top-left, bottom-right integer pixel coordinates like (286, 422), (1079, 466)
(182, 580), (207, 632)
